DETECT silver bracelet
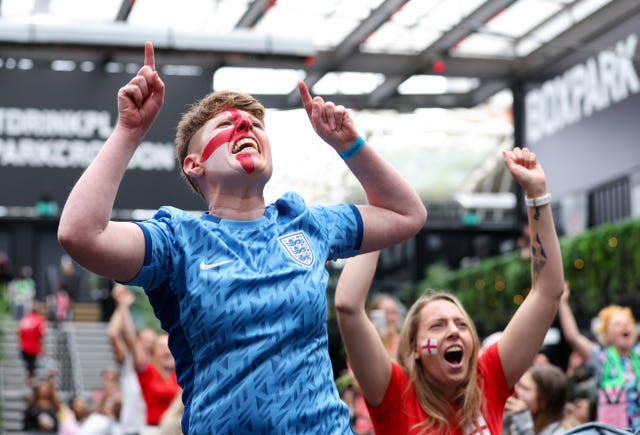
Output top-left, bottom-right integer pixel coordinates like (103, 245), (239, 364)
(525, 192), (551, 207)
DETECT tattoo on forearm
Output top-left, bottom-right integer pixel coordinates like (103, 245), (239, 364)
(531, 233), (547, 277)
(533, 206), (541, 221)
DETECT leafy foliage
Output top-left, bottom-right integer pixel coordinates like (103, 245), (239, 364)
(415, 218), (640, 337)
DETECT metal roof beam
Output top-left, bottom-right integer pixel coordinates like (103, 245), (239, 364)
(525, 0), (640, 78)
(254, 91), (474, 110)
(469, 80), (510, 106)
(235, 0), (274, 28)
(511, 0), (580, 47)
(0, 21), (315, 58)
(115, 0), (135, 22)
(332, 51), (516, 78)
(367, 0), (516, 107)
(288, 0), (408, 105)
(332, 0), (408, 61)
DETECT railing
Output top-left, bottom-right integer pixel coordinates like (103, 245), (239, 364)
(61, 322), (85, 396)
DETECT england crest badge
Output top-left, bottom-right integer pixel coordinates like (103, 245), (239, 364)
(278, 231), (315, 267)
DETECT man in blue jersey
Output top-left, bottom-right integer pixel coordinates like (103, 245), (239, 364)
(58, 42), (426, 434)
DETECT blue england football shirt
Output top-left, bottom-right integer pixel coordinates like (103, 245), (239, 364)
(127, 192), (362, 434)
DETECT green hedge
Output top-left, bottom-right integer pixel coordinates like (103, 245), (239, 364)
(416, 218), (640, 336)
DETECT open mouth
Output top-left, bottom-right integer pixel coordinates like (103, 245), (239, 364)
(444, 346), (463, 365)
(232, 137), (258, 154)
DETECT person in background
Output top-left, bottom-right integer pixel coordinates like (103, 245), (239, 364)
(368, 292), (403, 358)
(8, 265), (36, 320)
(564, 349), (597, 428)
(504, 363), (570, 434)
(118, 284), (179, 429)
(335, 147), (564, 434)
(566, 384), (597, 428)
(0, 251), (13, 293)
(47, 284), (72, 322)
(108, 283), (148, 435)
(92, 367), (121, 413)
(57, 395), (91, 435)
(57, 39), (426, 434)
(78, 394), (123, 435)
(58, 254), (81, 303)
(69, 395), (91, 424)
(18, 301), (47, 386)
(23, 377), (60, 432)
(559, 281), (640, 430)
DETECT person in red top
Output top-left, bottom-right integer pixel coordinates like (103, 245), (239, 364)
(335, 147), (565, 434)
(135, 334), (179, 425)
(18, 302), (47, 386)
(117, 286), (179, 426)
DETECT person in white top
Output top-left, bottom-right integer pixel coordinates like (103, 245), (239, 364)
(108, 283), (148, 435)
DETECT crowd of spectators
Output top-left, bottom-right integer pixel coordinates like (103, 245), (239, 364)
(2, 241), (639, 435)
(0, 251), (182, 434)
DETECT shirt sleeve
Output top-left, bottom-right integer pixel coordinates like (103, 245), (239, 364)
(366, 362), (407, 432)
(308, 203), (363, 259)
(124, 207), (176, 291)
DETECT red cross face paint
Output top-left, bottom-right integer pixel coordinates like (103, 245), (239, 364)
(199, 108), (258, 173)
(419, 337), (439, 356)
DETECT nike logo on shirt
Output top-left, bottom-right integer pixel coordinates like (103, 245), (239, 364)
(199, 259), (234, 270)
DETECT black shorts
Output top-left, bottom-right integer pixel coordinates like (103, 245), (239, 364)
(21, 351), (38, 376)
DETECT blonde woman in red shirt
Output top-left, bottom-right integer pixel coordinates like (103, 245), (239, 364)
(336, 148), (565, 434)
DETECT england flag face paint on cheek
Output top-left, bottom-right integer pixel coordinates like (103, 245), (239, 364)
(420, 338), (439, 356)
(199, 108), (256, 173)
(200, 117), (235, 163)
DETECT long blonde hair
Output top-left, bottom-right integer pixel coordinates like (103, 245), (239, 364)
(397, 291), (484, 434)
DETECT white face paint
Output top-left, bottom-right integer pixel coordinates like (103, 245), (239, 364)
(420, 337), (439, 356)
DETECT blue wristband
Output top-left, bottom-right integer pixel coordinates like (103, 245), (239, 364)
(338, 136), (366, 161)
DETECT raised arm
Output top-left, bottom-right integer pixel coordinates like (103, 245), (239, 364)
(497, 147), (565, 389)
(57, 42), (165, 282)
(297, 82), (426, 252)
(558, 282), (595, 361)
(115, 286), (149, 371)
(335, 251), (392, 406)
(107, 283), (129, 365)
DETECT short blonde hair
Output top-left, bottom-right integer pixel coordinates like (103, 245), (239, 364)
(596, 305), (636, 341)
(175, 90), (265, 194)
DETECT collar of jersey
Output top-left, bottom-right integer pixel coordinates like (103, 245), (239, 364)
(201, 206), (273, 229)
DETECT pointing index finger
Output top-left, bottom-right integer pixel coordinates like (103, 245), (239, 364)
(144, 41), (155, 71)
(297, 80), (313, 116)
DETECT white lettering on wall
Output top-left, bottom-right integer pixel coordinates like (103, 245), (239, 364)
(0, 107), (175, 171)
(0, 138), (174, 170)
(0, 108), (113, 138)
(526, 33), (640, 143)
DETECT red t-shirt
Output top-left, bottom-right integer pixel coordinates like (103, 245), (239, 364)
(137, 363), (179, 425)
(18, 311), (46, 355)
(367, 343), (510, 435)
